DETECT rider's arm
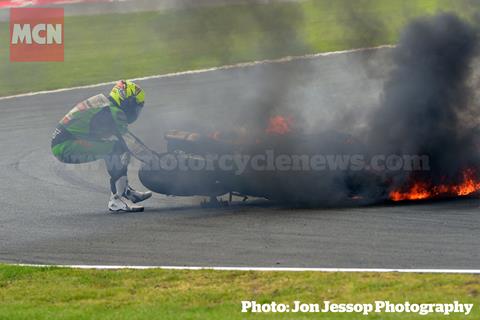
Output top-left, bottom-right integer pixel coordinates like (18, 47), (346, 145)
(110, 106), (128, 136)
(108, 106), (131, 154)
(88, 105), (128, 139)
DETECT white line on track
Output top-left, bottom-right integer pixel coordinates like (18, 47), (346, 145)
(0, 45), (394, 102)
(13, 264), (480, 274)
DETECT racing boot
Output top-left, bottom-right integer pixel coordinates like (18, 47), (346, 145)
(108, 176), (144, 213)
(108, 194), (144, 213)
(125, 185), (152, 204)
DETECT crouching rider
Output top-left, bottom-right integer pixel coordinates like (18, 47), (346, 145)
(51, 80), (152, 213)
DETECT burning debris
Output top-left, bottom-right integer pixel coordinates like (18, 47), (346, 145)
(368, 13), (480, 202)
(389, 169), (480, 201)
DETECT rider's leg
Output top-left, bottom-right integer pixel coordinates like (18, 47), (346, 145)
(106, 144), (152, 203)
(52, 139), (115, 164)
(105, 147), (145, 212)
(52, 139), (146, 212)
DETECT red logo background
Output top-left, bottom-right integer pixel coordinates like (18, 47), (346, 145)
(10, 8), (64, 62)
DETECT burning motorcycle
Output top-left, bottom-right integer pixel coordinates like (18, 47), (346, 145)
(124, 116), (384, 206)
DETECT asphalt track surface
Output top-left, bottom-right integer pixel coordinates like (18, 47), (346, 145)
(0, 48), (479, 269)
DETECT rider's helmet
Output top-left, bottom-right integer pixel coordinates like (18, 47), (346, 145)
(109, 80), (145, 124)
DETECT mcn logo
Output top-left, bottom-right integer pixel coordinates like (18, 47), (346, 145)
(10, 8), (64, 62)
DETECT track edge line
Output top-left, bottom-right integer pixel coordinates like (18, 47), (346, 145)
(0, 45), (394, 101)
(9, 264), (480, 274)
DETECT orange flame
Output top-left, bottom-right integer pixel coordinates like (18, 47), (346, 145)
(389, 169), (480, 201)
(266, 116), (293, 135)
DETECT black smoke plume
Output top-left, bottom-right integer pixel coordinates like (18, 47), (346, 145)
(368, 13), (480, 191)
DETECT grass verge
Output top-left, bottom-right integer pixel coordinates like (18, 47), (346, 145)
(0, 0), (477, 96)
(0, 265), (478, 319)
